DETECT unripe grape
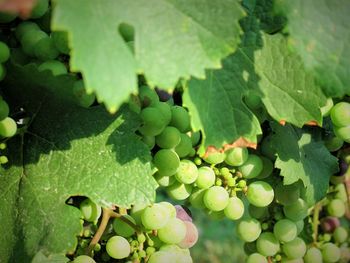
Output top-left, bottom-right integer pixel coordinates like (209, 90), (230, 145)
(155, 126), (181, 149)
(175, 133), (192, 158)
(153, 149), (180, 176)
(244, 242), (257, 255)
(130, 203), (147, 225)
(139, 85), (159, 107)
(334, 125), (350, 143)
(335, 183), (347, 202)
(224, 196), (244, 220)
(203, 186), (229, 211)
(30, 0), (49, 19)
(273, 219), (297, 243)
(275, 182), (300, 205)
(283, 237), (306, 259)
(190, 131), (201, 146)
(139, 107), (167, 136)
(158, 218), (187, 244)
(304, 247), (322, 263)
(325, 136), (344, 152)
(256, 232), (280, 256)
(159, 202), (177, 218)
(237, 218), (261, 242)
(327, 199), (345, 217)
(0, 41), (10, 63)
(321, 98), (334, 117)
(73, 80), (95, 108)
(333, 226), (348, 243)
(167, 182), (192, 200)
(15, 22), (40, 41)
(113, 214), (136, 238)
(175, 160), (198, 184)
(38, 60), (67, 76)
(0, 99), (9, 121)
(106, 235), (131, 259)
(21, 29), (48, 56)
(189, 188), (206, 209)
(73, 255), (96, 263)
(154, 172), (176, 187)
(34, 37), (59, 60)
(141, 203), (170, 230)
(224, 147), (248, 166)
(203, 151), (226, 164)
(321, 242), (341, 262)
(52, 31), (70, 55)
(246, 181), (274, 207)
(79, 199), (101, 224)
(141, 135), (155, 149)
(295, 220), (304, 235)
(283, 198), (308, 221)
(195, 166), (215, 189)
(170, 106), (191, 132)
(148, 251), (177, 263)
(248, 205), (269, 220)
(153, 102), (172, 125)
(178, 221), (198, 249)
(246, 253), (267, 263)
(239, 155), (263, 179)
(330, 102), (350, 127)
(256, 157), (273, 179)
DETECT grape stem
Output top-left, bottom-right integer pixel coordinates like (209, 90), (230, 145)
(312, 202), (322, 244)
(87, 208), (141, 255)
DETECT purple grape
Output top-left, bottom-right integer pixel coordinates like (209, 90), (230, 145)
(175, 205), (192, 222)
(321, 216), (340, 233)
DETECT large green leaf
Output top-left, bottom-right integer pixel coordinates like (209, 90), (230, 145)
(271, 123), (338, 205)
(255, 34), (326, 127)
(51, 0), (245, 112)
(0, 63), (157, 261)
(276, 0), (350, 97)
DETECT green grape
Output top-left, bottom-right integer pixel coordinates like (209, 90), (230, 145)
(334, 125), (350, 143)
(106, 235), (131, 259)
(333, 226), (348, 243)
(30, 0), (49, 18)
(154, 172), (176, 187)
(244, 242), (257, 255)
(170, 106), (191, 132)
(327, 199), (345, 217)
(139, 85), (159, 107)
(256, 232), (280, 256)
(79, 199), (101, 224)
(283, 198), (308, 221)
(239, 154), (263, 179)
(0, 12), (16, 23)
(178, 221), (199, 249)
(113, 214), (136, 238)
(130, 203), (147, 225)
(73, 255), (96, 263)
(237, 218), (262, 242)
(273, 219), (297, 243)
(224, 147), (249, 166)
(275, 182), (300, 206)
(38, 60), (67, 76)
(321, 242), (341, 263)
(0, 64), (6, 81)
(34, 36), (59, 60)
(159, 202), (176, 218)
(280, 258), (303, 263)
(246, 253), (267, 263)
(256, 157), (273, 179)
(224, 196), (244, 220)
(52, 31), (70, 55)
(21, 29), (48, 56)
(155, 126), (181, 149)
(245, 91), (263, 110)
(206, 209), (225, 220)
(0, 117), (17, 138)
(325, 136), (344, 152)
(246, 181), (274, 207)
(0, 99), (9, 121)
(321, 98), (334, 117)
(283, 237), (306, 259)
(0, 156), (8, 164)
(203, 151), (226, 164)
(159, 245), (192, 263)
(175, 160), (198, 184)
(158, 218), (187, 244)
(248, 205), (269, 220)
(141, 135), (155, 149)
(335, 184), (347, 203)
(195, 166), (215, 189)
(153, 102), (172, 125)
(167, 182), (193, 200)
(304, 247), (322, 263)
(175, 133), (192, 158)
(295, 220), (304, 235)
(330, 102), (350, 127)
(203, 186), (229, 211)
(153, 149), (180, 176)
(0, 41), (10, 63)
(148, 251), (177, 263)
(139, 107), (167, 136)
(190, 131), (201, 146)
(141, 203), (170, 230)
(189, 188), (206, 209)
(15, 22), (41, 41)
(73, 80), (96, 108)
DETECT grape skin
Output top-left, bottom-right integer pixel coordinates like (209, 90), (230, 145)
(330, 102), (350, 127)
(256, 232), (280, 256)
(73, 255), (96, 263)
(224, 147), (248, 166)
(246, 181), (274, 207)
(175, 160), (198, 184)
(273, 219), (297, 243)
(106, 235), (131, 259)
(321, 242), (341, 263)
(275, 182), (300, 206)
(170, 106), (191, 132)
(238, 154), (263, 179)
(327, 198), (345, 218)
(304, 247), (322, 263)
(246, 253), (267, 263)
(175, 133), (193, 158)
(237, 218), (261, 242)
(333, 226), (348, 243)
(141, 203), (170, 230)
(0, 99), (9, 121)
(167, 182), (193, 200)
(79, 199), (101, 224)
(203, 186), (229, 211)
(158, 218), (187, 244)
(153, 149), (180, 176)
(178, 221), (199, 249)
(224, 196), (244, 220)
(283, 198), (308, 221)
(282, 237), (306, 259)
(155, 126), (181, 149)
(195, 166), (215, 189)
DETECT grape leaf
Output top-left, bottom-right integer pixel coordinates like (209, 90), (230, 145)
(51, 0), (245, 112)
(0, 63), (157, 261)
(276, 0), (350, 97)
(255, 34), (326, 127)
(270, 123), (338, 205)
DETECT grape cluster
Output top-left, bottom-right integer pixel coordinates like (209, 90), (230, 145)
(72, 198), (198, 263)
(330, 101), (350, 143)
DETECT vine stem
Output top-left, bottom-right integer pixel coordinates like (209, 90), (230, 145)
(312, 202), (322, 244)
(87, 208), (140, 255)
